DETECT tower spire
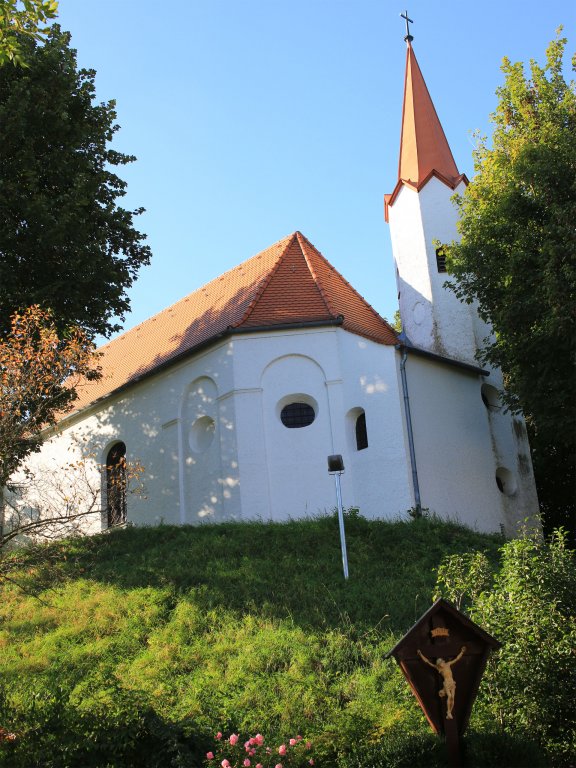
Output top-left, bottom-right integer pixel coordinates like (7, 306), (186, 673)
(384, 37), (467, 220)
(398, 42), (460, 188)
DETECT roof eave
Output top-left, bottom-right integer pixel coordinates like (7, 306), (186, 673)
(385, 172), (469, 222)
(58, 317), (347, 426)
(395, 342), (489, 376)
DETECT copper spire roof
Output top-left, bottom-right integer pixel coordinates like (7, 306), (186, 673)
(385, 41), (467, 220)
(71, 232), (397, 414)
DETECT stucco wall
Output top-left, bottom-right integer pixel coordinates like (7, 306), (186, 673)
(13, 325), (537, 536)
(389, 178), (484, 365)
(17, 327), (411, 529)
(403, 353), (538, 533)
(229, 327), (412, 521)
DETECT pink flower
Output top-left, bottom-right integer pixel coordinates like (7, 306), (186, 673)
(229, 734), (239, 746)
(309, 760), (315, 766)
(216, 732), (223, 740)
(306, 741), (312, 749)
(278, 744), (287, 756)
(256, 765), (263, 768)
(275, 764), (283, 768)
(289, 738), (297, 746)
(206, 752), (214, 760)
(243, 760), (251, 767)
(297, 735), (303, 741)
(254, 734), (264, 746)
(221, 761), (231, 768)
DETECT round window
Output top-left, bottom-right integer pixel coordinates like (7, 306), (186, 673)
(481, 383), (500, 409)
(280, 402), (316, 428)
(495, 467), (517, 496)
(189, 415), (216, 452)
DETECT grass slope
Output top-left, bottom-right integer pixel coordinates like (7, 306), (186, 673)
(0, 514), (535, 767)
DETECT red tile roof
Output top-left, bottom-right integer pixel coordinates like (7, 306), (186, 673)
(71, 232), (397, 415)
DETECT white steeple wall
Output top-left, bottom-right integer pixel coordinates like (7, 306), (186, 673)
(389, 176), (482, 364)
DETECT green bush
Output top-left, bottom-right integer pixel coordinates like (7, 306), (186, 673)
(435, 528), (576, 766)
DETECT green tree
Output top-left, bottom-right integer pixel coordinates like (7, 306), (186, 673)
(0, 26), (151, 339)
(444, 33), (576, 537)
(0, 0), (57, 66)
(435, 531), (576, 765)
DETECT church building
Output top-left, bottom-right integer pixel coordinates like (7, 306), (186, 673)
(10, 37), (539, 536)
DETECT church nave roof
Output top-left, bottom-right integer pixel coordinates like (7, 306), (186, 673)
(70, 232), (397, 414)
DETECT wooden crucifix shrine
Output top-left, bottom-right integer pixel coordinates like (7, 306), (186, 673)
(386, 598), (501, 767)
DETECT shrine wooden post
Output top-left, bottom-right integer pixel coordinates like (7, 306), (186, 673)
(386, 598), (501, 768)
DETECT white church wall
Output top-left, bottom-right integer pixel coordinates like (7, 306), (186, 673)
(336, 332), (413, 518)
(231, 327), (345, 520)
(477, 371), (539, 532)
(15, 341), (242, 529)
(11, 323), (536, 537)
(181, 376), (225, 522)
(261, 352), (334, 520)
(4, 433), (103, 539)
(229, 327), (412, 521)
(133, 341), (241, 525)
(404, 353), (537, 533)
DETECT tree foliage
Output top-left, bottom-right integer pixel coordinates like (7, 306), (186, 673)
(444, 33), (576, 535)
(0, 305), (99, 488)
(0, 26), (151, 338)
(0, 0), (57, 66)
(435, 530), (576, 765)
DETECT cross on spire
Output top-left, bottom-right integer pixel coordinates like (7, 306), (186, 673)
(400, 10), (414, 43)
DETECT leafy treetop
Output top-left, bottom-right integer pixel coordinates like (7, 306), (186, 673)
(443, 32), (576, 535)
(0, 0), (58, 66)
(0, 26), (151, 338)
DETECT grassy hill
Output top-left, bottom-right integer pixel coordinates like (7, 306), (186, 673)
(0, 514), (551, 767)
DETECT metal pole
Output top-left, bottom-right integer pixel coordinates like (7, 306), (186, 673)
(334, 472), (349, 580)
(400, 348), (421, 513)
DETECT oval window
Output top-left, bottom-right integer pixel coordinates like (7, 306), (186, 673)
(495, 467), (517, 496)
(481, 383), (500, 409)
(280, 402), (316, 428)
(189, 415), (216, 452)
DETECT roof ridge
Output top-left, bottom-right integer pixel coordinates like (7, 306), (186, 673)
(296, 232), (395, 333)
(96, 233), (297, 351)
(235, 232), (299, 327)
(295, 231), (339, 318)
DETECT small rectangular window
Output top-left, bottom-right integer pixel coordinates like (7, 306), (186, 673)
(436, 248), (447, 273)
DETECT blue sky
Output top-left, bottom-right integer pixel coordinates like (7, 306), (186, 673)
(55, 0), (575, 340)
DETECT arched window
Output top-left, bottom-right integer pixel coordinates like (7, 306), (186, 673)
(106, 442), (127, 527)
(355, 412), (368, 451)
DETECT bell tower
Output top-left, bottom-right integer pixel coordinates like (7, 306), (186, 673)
(385, 29), (486, 364)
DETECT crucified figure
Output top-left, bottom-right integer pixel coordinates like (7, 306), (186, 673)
(417, 646), (466, 719)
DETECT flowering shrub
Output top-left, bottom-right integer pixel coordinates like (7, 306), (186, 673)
(0, 727), (17, 743)
(204, 731), (315, 768)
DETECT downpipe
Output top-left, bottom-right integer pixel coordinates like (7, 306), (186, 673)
(399, 348), (421, 512)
